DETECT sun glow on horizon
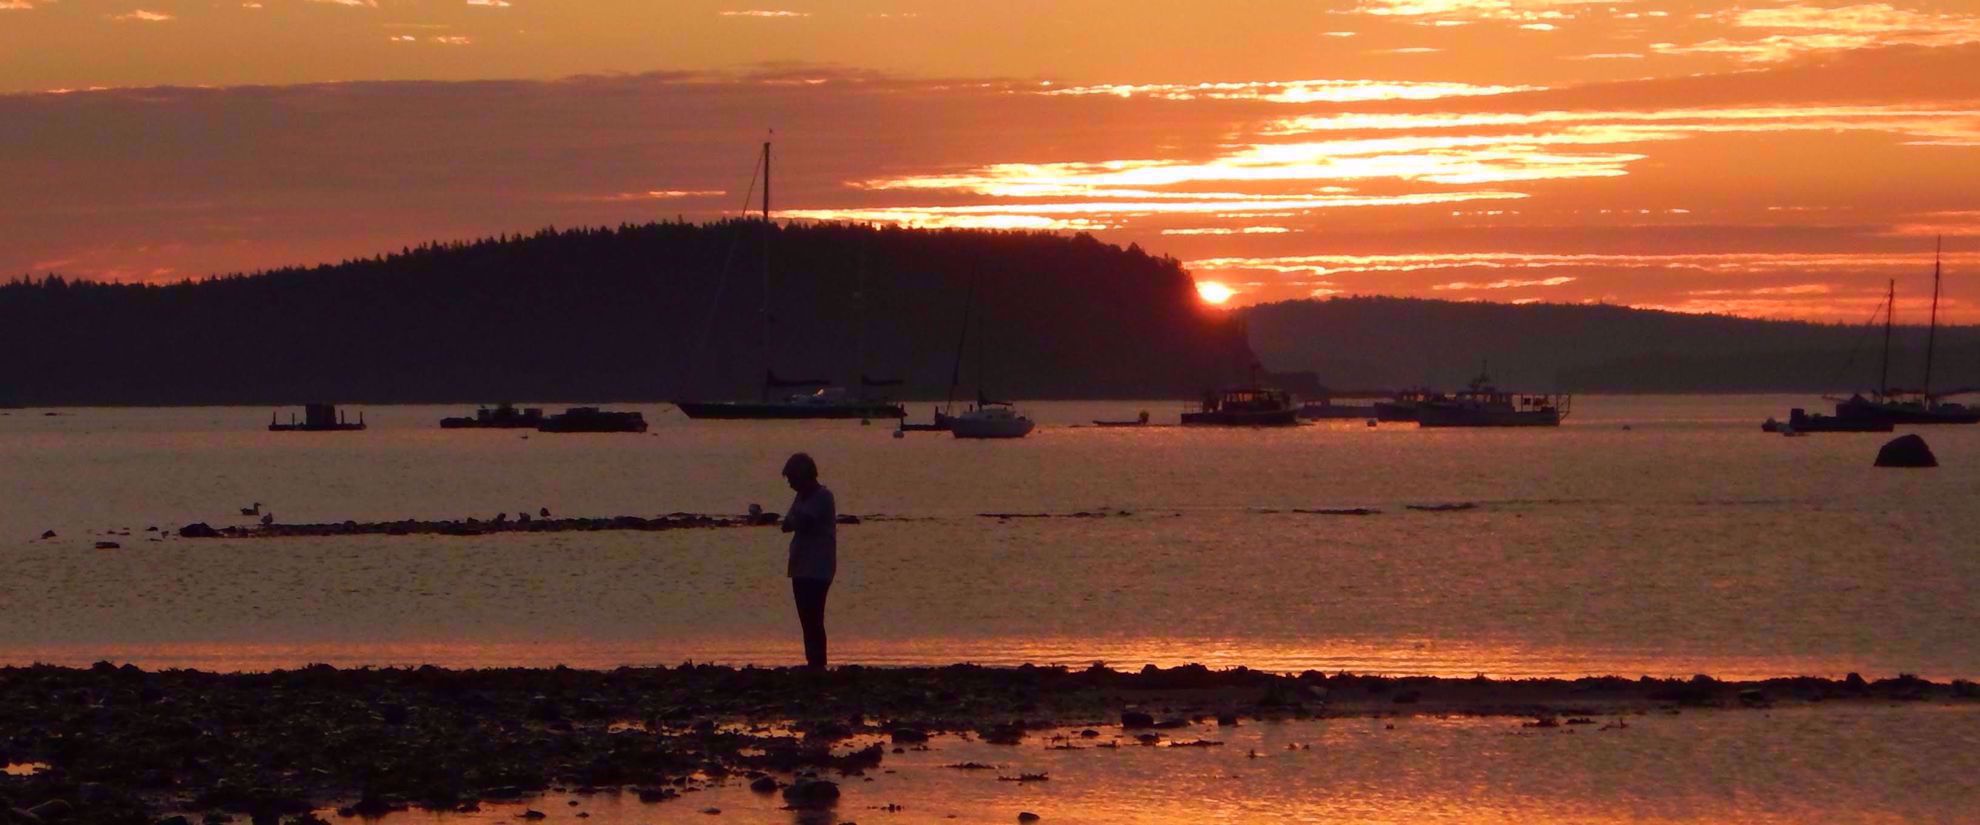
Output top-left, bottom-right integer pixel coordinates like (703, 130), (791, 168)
(1195, 280), (1237, 305)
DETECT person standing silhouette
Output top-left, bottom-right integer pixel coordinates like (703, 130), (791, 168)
(780, 452), (835, 670)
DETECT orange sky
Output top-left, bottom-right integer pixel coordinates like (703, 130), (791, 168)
(3, 1), (1979, 321)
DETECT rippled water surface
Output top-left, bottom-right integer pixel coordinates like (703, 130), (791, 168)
(4, 396), (1977, 677)
(399, 706), (1980, 824)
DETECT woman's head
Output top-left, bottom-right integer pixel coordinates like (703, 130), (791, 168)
(783, 452), (819, 490)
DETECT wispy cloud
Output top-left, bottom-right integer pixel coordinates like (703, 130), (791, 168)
(1188, 251), (1980, 278)
(1433, 276), (1576, 290)
(466, 0), (511, 6)
(1351, 0), (1621, 23)
(5, 50), (1978, 321)
(782, 191), (1524, 231)
(109, 9), (171, 22)
(567, 190), (729, 203)
(1655, 3), (1980, 63)
(1037, 78), (1537, 103)
(719, 9), (809, 18)
(1162, 226), (1296, 236)
(308, 0), (378, 7)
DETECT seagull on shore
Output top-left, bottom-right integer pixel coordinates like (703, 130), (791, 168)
(240, 502), (261, 516)
(539, 507), (551, 518)
(260, 513), (274, 526)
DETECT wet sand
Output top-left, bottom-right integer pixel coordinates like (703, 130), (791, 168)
(2, 663), (1972, 823)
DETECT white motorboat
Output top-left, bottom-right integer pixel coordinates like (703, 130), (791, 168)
(950, 401), (1035, 439)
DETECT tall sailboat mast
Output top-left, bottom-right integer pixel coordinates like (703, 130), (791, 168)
(1878, 278), (1895, 399)
(946, 276), (976, 414)
(855, 239), (866, 399)
(1925, 236), (1942, 400)
(759, 140), (772, 400)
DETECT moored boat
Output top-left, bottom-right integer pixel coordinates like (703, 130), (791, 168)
(1829, 246), (1979, 426)
(673, 141), (905, 422)
(1181, 387), (1300, 426)
(1298, 396), (1380, 420)
(678, 386), (905, 420)
(1414, 370), (1568, 428)
(1373, 388), (1444, 422)
(950, 399), (1035, 439)
(898, 407), (955, 432)
(441, 403), (546, 429)
(1763, 408), (1893, 433)
(538, 406), (648, 433)
(1093, 411), (1151, 427)
(1835, 392), (1980, 425)
(269, 403), (366, 432)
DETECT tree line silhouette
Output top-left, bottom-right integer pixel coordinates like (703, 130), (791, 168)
(1, 222), (1252, 406)
(1245, 296), (1980, 393)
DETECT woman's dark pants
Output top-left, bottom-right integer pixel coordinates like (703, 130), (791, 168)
(792, 578), (831, 669)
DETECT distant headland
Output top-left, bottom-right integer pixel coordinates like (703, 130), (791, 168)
(6, 223), (1975, 405)
(0, 222), (1250, 406)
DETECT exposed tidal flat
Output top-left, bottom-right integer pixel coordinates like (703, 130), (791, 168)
(2, 663), (1976, 824)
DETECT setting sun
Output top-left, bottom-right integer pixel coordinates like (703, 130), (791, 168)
(1196, 280), (1236, 305)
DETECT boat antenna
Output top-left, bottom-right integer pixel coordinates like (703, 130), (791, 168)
(1878, 277), (1895, 400)
(1925, 236), (1942, 400)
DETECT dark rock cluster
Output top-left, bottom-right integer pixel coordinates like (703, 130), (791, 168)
(178, 513), (764, 540)
(1, 663), (1969, 823)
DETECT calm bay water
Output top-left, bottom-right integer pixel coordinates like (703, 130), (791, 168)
(4, 396), (1977, 678)
(428, 707), (1980, 824)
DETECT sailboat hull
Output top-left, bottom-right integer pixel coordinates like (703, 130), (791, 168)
(951, 415), (1034, 439)
(674, 400), (906, 420)
(1834, 400), (1980, 425)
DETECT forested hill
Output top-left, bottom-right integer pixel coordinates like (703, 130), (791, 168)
(1, 222), (1252, 405)
(1243, 296), (1980, 393)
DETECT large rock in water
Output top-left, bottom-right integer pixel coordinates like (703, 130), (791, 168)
(178, 522), (222, 538)
(780, 778), (839, 807)
(1875, 434), (1938, 468)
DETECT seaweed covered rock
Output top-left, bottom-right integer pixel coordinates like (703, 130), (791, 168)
(1875, 434), (1937, 468)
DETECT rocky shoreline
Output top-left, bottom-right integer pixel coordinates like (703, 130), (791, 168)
(2, 663), (1972, 824)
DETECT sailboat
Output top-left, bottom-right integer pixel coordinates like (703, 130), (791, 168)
(1833, 240), (1980, 426)
(946, 279), (1035, 439)
(674, 141), (907, 420)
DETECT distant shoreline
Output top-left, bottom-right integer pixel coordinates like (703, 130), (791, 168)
(0, 391), (1871, 410)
